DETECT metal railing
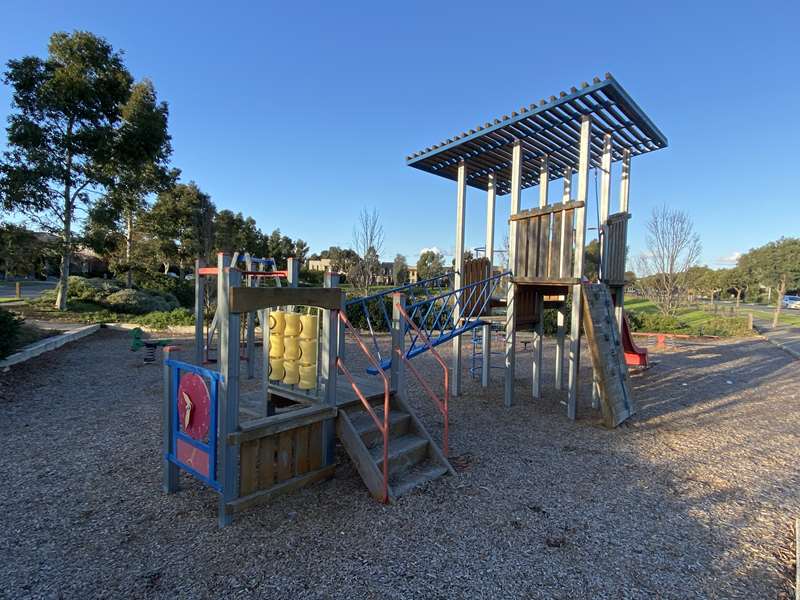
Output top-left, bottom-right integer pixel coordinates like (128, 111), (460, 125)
(404, 271), (509, 359)
(336, 311), (391, 502)
(395, 301), (449, 456)
(343, 272), (454, 365)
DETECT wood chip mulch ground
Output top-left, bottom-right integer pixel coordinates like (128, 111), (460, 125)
(0, 329), (798, 599)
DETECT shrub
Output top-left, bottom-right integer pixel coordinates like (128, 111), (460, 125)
(133, 272), (194, 308)
(344, 294), (393, 332)
(134, 308), (195, 330)
(103, 289), (179, 314)
(630, 312), (687, 334)
(0, 309), (22, 359)
(693, 316), (752, 337)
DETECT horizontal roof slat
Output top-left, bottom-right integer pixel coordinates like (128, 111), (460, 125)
(406, 74), (667, 195)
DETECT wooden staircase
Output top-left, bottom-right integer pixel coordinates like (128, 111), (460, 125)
(336, 392), (454, 501)
(581, 283), (636, 427)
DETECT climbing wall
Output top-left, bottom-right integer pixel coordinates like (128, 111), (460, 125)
(581, 283), (635, 427)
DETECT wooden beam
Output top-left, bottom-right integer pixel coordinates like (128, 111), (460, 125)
(452, 160), (467, 397)
(482, 174), (496, 388)
(509, 201), (585, 221)
(229, 287), (343, 313)
(226, 465), (335, 514)
(228, 405), (337, 445)
(504, 141), (522, 407)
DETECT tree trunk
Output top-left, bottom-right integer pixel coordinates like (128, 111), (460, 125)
(125, 209), (133, 288)
(55, 216), (72, 311)
(735, 289), (741, 310)
(772, 277), (786, 328)
(163, 261), (170, 274)
(55, 122), (74, 311)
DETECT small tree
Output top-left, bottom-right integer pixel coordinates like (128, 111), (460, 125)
(393, 254), (409, 285)
(634, 205), (702, 315)
(100, 80), (175, 287)
(738, 238), (800, 327)
(0, 31), (133, 309)
(417, 250), (445, 281)
(352, 208), (384, 292)
(145, 182), (215, 275)
(720, 266), (751, 310)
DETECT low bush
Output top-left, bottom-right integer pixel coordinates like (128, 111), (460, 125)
(103, 289), (179, 314)
(134, 308), (195, 330)
(628, 312), (687, 334)
(0, 308), (22, 359)
(692, 316), (752, 337)
(133, 272), (194, 308)
(344, 294), (393, 332)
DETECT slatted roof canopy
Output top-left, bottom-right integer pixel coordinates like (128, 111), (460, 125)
(406, 73), (667, 196)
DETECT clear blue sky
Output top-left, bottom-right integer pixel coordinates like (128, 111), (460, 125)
(1, 1), (798, 268)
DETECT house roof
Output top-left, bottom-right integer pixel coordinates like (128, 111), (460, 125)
(405, 73), (667, 196)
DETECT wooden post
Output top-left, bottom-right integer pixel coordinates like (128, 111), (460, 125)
(555, 167), (571, 390)
(619, 148), (631, 213)
(162, 346), (179, 493)
(532, 156), (549, 399)
(194, 258), (205, 364)
(599, 133), (612, 279)
(391, 293), (407, 401)
(245, 253), (256, 379)
(15, 281), (21, 299)
(481, 174), (496, 388)
(539, 155), (549, 208)
(452, 160), (467, 397)
(592, 133), (613, 409)
(504, 141), (522, 407)
(287, 257), (299, 287)
(217, 253), (240, 527)
(567, 115), (591, 420)
(321, 290), (343, 466)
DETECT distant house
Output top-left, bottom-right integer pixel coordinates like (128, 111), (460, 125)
(407, 266), (418, 284)
(307, 258), (334, 272)
(376, 262), (393, 285)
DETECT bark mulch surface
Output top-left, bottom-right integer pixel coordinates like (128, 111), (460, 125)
(0, 329), (797, 599)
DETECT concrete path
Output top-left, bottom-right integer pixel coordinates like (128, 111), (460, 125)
(753, 318), (800, 359)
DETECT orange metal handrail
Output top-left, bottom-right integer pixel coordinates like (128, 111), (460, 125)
(337, 311), (391, 502)
(395, 301), (449, 456)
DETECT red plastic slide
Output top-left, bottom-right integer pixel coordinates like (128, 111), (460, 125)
(621, 312), (649, 367)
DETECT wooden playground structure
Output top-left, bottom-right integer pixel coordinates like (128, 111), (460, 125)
(161, 73), (667, 526)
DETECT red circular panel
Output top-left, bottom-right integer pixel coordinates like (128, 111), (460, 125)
(178, 373), (210, 440)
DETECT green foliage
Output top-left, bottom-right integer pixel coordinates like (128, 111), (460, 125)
(132, 271), (193, 307)
(300, 269), (324, 286)
(628, 312), (686, 334)
(393, 254), (409, 285)
(693, 316), (751, 337)
(417, 250), (445, 281)
(584, 239), (600, 281)
(104, 288), (179, 314)
(144, 182), (216, 271)
(344, 294), (393, 332)
(133, 308), (194, 330)
(0, 308), (22, 359)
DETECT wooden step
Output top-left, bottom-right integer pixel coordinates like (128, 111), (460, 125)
(350, 409), (412, 448)
(369, 434), (428, 474)
(391, 462), (449, 498)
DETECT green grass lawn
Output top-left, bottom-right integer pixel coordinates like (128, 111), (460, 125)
(747, 308), (800, 326)
(0, 297), (21, 303)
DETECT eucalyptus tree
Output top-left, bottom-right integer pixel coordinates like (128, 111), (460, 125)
(0, 31), (133, 309)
